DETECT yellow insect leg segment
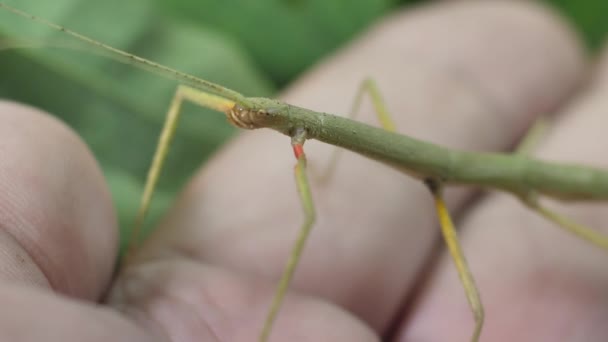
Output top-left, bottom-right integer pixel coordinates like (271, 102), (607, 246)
(124, 85), (236, 263)
(514, 117), (549, 155)
(427, 181), (484, 342)
(358, 78), (397, 132)
(512, 119), (608, 252)
(522, 195), (608, 251)
(321, 78), (396, 181)
(173, 85), (236, 113)
(514, 116), (608, 248)
(259, 130), (316, 342)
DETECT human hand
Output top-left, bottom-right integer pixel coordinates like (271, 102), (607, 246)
(1, 1), (608, 341)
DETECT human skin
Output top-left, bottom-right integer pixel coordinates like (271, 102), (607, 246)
(1, 1), (608, 341)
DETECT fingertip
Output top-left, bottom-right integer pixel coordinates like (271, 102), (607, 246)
(394, 14), (608, 338)
(0, 101), (117, 299)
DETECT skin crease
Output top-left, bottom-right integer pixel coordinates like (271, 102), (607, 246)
(0, 0), (607, 341)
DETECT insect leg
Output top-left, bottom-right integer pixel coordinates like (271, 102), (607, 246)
(513, 119), (608, 252)
(514, 117), (550, 155)
(259, 128), (316, 342)
(521, 194), (608, 251)
(320, 78), (396, 181)
(124, 85), (235, 263)
(426, 180), (484, 342)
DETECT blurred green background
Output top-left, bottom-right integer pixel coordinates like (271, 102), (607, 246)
(0, 0), (606, 250)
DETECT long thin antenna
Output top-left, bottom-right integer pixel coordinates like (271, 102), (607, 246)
(0, 2), (247, 104)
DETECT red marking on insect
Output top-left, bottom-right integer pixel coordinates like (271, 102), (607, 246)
(292, 144), (304, 159)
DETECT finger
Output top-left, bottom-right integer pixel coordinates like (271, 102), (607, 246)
(114, 0), (587, 339)
(0, 283), (156, 342)
(0, 101), (117, 300)
(397, 42), (608, 341)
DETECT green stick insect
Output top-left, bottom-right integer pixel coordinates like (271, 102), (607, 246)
(1, 2), (608, 342)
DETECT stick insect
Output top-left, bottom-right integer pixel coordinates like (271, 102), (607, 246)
(2, 3), (608, 342)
